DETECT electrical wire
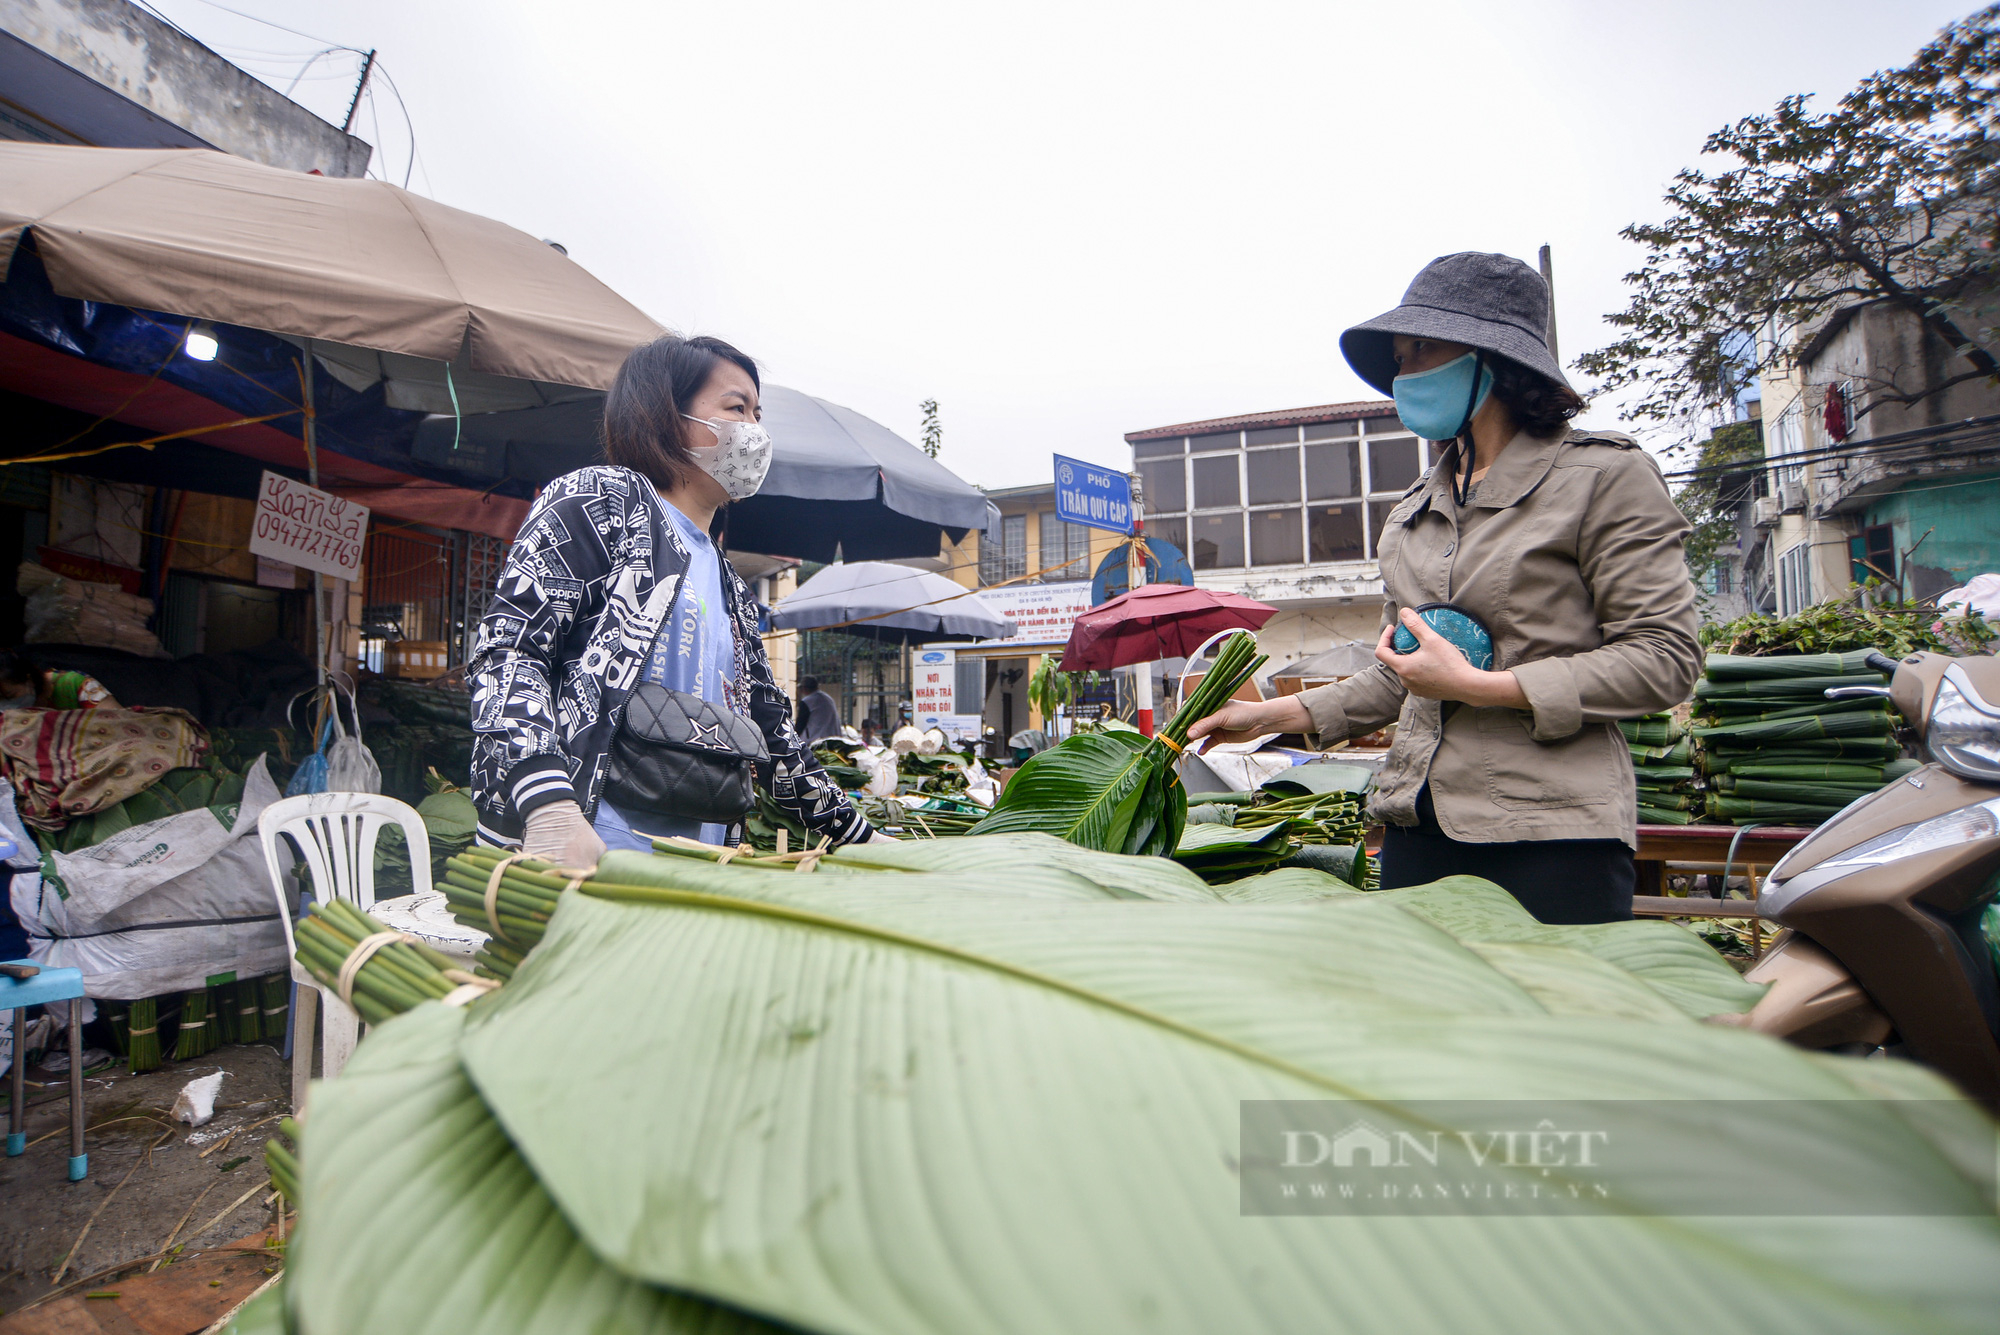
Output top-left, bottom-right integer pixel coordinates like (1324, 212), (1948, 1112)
(148, 4), (427, 195)
(1664, 414), (2000, 484)
(127, 1), (203, 43)
(283, 49), (348, 97)
(366, 83), (386, 181)
(173, 0), (354, 49)
(370, 62), (423, 190)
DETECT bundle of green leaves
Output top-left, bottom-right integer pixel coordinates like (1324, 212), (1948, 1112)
(969, 631), (1266, 856)
(371, 770), (480, 899)
(265, 836), (1999, 1335)
(1691, 651), (1913, 826)
(47, 761), (249, 854)
(1622, 713), (1702, 826)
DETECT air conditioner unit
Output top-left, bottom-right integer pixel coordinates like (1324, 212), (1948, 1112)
(1752, 496), (1780, 528)
(1777, 479), (1805, 513)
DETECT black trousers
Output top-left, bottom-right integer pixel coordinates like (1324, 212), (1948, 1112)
(1377, 789), (1635, 924)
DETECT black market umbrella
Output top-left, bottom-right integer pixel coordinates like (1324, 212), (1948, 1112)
(409, 383), (991, 561)
(772, 561), (1014, 644)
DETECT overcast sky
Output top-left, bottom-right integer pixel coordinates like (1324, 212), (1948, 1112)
(148, 0), (1974, 489)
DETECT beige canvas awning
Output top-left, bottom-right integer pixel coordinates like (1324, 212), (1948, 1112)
(0, 143), (666, 388)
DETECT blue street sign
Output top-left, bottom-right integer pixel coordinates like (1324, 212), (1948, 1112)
(1054, 454), (1134, 535)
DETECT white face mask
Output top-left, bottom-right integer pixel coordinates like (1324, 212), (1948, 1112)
(682, 414), (773, 502)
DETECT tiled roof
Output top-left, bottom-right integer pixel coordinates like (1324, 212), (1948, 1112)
(1125, 399), (1396, 442)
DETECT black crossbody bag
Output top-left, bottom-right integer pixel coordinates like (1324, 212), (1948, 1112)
(602, 563), (769, 825)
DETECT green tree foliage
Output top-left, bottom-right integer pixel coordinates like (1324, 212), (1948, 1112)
(1672, 419), (1764, 601)
(1578, 8), (2000, 439)
(920, 397), (942, 459)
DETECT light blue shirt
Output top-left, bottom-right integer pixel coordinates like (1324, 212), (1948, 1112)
(594, 501), (738, 851)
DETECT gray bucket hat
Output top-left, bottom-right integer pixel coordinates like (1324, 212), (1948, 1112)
(1339, 252), (1569, 395)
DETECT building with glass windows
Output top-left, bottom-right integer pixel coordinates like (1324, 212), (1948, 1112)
(1125, 400), (1441, 672)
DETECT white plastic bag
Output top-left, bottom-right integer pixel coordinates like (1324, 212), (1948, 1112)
(326, 683), (381, 794)
(863, 750), (899, 797)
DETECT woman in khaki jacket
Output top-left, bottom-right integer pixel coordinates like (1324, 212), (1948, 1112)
(1191, 252), (1701, 923)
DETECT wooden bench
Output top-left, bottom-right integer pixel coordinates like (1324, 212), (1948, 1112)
(1632, 823), (1817, 953)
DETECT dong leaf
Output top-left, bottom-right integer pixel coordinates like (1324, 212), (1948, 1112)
(966, 729), (1184, 856)
(411, 859), (2000, 1335)
(804, 832), (1218, 901)
(969, 631), (1265, 857)
(1259, 762), (1373, 795)
(286, 1003), (786, 1335)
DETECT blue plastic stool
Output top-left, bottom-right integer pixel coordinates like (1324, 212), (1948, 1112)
(2, 960), (88, 1180)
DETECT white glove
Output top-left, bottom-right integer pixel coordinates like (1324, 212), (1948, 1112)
(521, 800), (607, 868)
(866, 827), (899, 845)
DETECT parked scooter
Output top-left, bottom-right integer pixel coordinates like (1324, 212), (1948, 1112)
(1720, 650), (2000, 1108)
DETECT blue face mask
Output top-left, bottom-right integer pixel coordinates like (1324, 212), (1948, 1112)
(1392, 351), (1493, 442)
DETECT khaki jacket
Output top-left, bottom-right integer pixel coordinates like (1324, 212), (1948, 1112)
(1297, 427), (1701, 848)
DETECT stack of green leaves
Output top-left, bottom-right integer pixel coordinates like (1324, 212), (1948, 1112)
(1171, 820), (1291, 879)
(1692, 651), (1910, 826)
(48, 761), (249, 855)
(371, 774), (481, 900)
(968, 630), (1266, 856)
(442, 848), (563, 980)
(1249, 769), (1372, 883)
(207, 727), (305, 791)
(743, 788), (812, 854)
(361, 678), (476, 808)
(257, 838), (1999, 1335)
(1621, 713), (1702, 825)
(896, 751), (975, 796)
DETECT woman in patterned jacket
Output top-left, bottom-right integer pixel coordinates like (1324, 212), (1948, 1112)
(467, 334), (882, 862)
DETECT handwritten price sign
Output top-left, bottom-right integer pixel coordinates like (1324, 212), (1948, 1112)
(249, 471), (369, 580)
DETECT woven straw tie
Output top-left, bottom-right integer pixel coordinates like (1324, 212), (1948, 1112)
(487, 851), (595, 942)
(483, 853), (531, 941)
(335, 931), (419, 1009)
(439, 968), (501, 1008)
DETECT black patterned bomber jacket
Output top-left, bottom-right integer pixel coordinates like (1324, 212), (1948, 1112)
(466, 466), (871, 848)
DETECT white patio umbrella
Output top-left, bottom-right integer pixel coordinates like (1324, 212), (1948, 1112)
(773, 561), (1015, 643)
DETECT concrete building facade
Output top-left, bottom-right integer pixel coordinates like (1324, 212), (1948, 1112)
(1748, 296), (2000, 615)
(1124, 400), (1427, 676)
(1, 0), (372, 175)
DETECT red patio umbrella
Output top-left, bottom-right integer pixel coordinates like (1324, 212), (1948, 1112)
(1059, 583), (1278, 672)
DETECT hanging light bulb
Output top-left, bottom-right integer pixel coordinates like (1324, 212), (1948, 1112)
(184, 321), (220, 361)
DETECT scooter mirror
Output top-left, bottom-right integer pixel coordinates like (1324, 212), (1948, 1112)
(1889, 652), (1955, 743)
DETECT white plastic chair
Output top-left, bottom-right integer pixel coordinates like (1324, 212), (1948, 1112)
(259, 792), (432, 1108)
